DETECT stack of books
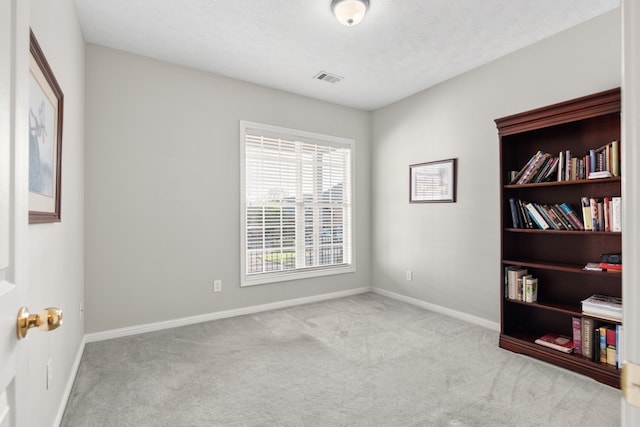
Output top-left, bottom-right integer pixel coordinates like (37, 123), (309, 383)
(504, 266), (538, 303)
(581, 294), (622, 322)
(599, 253), (622, 272)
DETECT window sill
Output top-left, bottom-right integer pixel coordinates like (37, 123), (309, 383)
(241, 264), (356, 287)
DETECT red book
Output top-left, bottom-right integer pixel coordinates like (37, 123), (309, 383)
(572, 317), (582, 355)
(599, 262), (622, 272)
(606, 328), (617, 347)
(535, 333), (574, 353)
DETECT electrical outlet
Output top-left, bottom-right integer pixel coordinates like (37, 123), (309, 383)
(213, 280), (222, 293)
(46, 359), (53, 390)
(406, 270), (413, 281)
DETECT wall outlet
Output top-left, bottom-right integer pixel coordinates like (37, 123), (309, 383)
(46, 359), (53, 390)
(213, 280), (222, 292)
(406, 270), (413, 281)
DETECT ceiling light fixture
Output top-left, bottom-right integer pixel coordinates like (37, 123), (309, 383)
(331, 0), (369, 26)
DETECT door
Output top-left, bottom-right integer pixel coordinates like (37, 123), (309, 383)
(0, 0), (28, 425)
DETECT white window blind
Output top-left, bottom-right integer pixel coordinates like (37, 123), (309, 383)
(240, 121), (354, 286)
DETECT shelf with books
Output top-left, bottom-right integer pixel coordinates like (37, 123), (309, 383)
(496, 87), (622, 388)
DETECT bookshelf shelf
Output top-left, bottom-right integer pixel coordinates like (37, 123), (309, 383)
(496, 88), (622, 389)
(504, 176), (621, 189)
(506, 298), (580, 317)
(500, 334), (619, 387)
(505, 228), (621, 236)
(503, 259), (622, 275)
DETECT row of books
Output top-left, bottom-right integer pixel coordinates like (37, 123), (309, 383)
(580, 196), (622, 232)
(574, 318), (623, 368)
(535, 318), (623, 369)
(504, 266), (538, 302)
(509, 140), (620, 185)
(508, 199), (584, 230)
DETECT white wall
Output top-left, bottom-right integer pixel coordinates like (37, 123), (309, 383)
(371, 10), (621, 323)
(84, 45), (371, 333)
(28, 0), (85, 425)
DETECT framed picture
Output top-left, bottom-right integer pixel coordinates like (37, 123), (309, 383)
(409, 158), (457, 203)
(28, 29), (63, 223)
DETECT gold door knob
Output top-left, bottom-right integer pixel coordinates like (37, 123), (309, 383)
(16, 307), (63, 339)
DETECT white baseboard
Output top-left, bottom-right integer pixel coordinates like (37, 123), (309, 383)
(54, 335), (86, 427)
(85, 286), (372, 343)
(371, 287), (500, 331)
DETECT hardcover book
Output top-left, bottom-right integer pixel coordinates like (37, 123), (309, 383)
(581, 197), (593, 231)
(582, 317), (594, 359)
(572, 317), (582, 355)
(535, 333), (574, 353)
(582, 294), (622, 321)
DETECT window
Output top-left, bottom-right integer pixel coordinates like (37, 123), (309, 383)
(240, 121), (354, 286)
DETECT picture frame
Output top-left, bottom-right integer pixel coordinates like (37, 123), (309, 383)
(28, 29), (63, 223)
(409, 158), (457, 203)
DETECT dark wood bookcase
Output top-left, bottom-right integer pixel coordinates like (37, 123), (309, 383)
(495, 88), (622, 388)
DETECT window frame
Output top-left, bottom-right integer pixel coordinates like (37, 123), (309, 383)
(240, 121), (356, 287)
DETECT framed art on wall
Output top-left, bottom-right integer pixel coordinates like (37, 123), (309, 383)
(409, 158), (457, 203)
(28, 29), (63, 223)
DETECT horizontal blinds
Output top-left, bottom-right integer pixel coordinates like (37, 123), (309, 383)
(243, 126), (352, 278)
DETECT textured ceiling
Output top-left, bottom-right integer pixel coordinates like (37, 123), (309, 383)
(73, 0), (620, 111)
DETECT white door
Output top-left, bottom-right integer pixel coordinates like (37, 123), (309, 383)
(0, 1), (28, 426)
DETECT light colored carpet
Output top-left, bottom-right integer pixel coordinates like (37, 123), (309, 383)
(61, 292), (620, 426)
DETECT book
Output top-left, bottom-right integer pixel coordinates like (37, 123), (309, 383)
(611, 140), (620, 177)
(589, 197), (599, 231)
(558, 203), (584, 231)
(599, 326), (607, 363)
(548, 205), (573, 230)
(582, 294), (623, 321)
(535, 204), (560, 230)
(572, 317), (582, 355)
(606, 328), (617, 367)
(535, 333), (574, 353)
(583, 262), (602, 271)
(523, 276), (538, 303)
(617, 325), (623, 369)
(582, 317), (594, 359)
(507, 268), (528, 300)
(593, 328), (600, 362)
(508, 198), (520, 228)
(580, 197), (593, 231)
(599, 262), (622, 272)
(525, 203), (550, 230)
(557, 150), (564, 181)
(517, 151), (552, 184)
(611, 196), (621, 232)
(588, 171), (613, 179)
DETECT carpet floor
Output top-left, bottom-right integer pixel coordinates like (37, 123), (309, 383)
(61, 292), (620, 426)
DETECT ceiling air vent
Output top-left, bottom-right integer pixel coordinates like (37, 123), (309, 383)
(314, 71), (343, 84)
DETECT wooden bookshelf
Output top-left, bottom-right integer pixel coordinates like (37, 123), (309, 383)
(495, 88), (622, 388)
